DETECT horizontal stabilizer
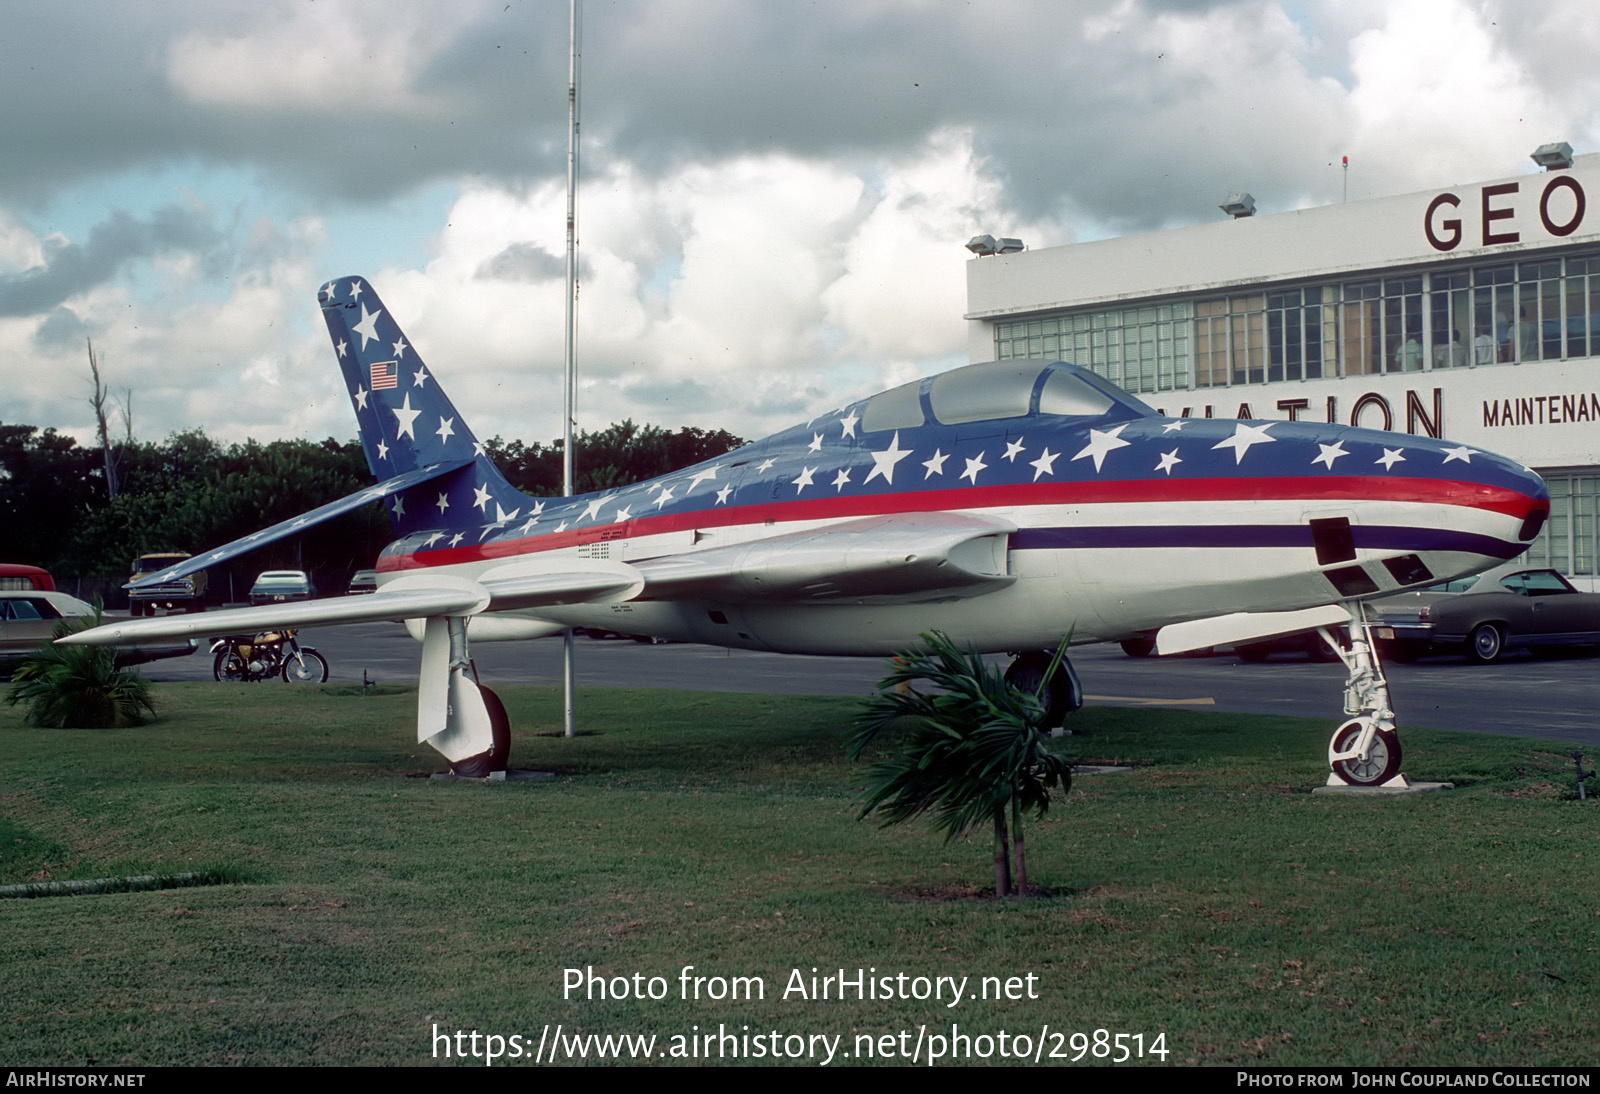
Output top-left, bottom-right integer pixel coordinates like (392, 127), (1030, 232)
(634, 512), (1015, 603)
(124, 458), (475, 590)
(1155, 604), (1352, 656)
(60, 577), (493, 647)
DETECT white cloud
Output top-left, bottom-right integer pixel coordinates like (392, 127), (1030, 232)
(165, 3), (470, 116)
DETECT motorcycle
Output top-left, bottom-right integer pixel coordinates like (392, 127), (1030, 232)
(210, 629), (329, 683)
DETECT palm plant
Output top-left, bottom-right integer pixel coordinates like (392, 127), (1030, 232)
(6, 604), (156, 728)
(848, 632), (1071, 898)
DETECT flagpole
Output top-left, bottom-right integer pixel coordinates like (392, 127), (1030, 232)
(562, 0), (581, 738)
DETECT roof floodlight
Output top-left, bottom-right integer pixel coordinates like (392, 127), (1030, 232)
(1219, 193), (1256, 219)
(965, 234), (997, 255)
(1531, 142), (1574, 170)
(995, 238), (1025, 254)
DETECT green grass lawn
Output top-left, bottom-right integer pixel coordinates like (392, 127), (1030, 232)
(0, 682), (1595, 1066)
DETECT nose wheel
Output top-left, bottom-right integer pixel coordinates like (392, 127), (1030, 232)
(1322, 612), (1409, 788)
(1328, 717), (1403, 787)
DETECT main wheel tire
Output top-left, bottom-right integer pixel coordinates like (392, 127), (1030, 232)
(449, 684), (512, 777)
(1236, 642), (1271, 663)
(213, 650), (245, 682)
(1004, 652), (1075, 729)
(281, 649), (329, 683)
(1119, 635), (1156, 658)
(1330, 720), (1403, 787)
(1468, 623), (1504, 664)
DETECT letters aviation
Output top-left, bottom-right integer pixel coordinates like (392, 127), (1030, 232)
(69, 277), (1551, 785)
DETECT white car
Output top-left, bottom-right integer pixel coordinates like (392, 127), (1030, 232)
(0, 590), (196, 675)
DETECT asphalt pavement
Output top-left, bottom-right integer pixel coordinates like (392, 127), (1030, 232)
(135, 617), (1600, 749)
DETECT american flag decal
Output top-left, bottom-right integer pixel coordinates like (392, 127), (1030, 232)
(370, 361), (398, 390)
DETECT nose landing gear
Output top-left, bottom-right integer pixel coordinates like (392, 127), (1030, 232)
(1322, 609), (1408, 788)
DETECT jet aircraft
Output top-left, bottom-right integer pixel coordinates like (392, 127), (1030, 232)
(70, 277), (1551, 786)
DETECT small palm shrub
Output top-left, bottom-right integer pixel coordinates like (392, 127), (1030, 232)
(848, 631), (1070, 898)
(6, 606), (156, 728)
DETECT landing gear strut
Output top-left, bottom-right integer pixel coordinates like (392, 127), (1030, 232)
(419, 615), (511, 777)
(1320, 608), (1406, 788)
(1004, 650), (1084, 730)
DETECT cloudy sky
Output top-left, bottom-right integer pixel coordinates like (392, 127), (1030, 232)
(4, 0), (1599, 451)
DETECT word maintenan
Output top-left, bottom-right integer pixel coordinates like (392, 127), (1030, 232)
(563, 966), (1040, 1009)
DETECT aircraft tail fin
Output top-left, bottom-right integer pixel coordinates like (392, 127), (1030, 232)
(318, 276), (526, 538)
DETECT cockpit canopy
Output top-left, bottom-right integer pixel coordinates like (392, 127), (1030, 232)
(860, 360), (1154, 433)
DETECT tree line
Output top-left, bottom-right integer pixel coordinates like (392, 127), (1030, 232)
(1, 419), (744, 604)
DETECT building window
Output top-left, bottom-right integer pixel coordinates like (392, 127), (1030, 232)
(994, 303), (1189, 394)
(992, 248), (1600, 394)
(1531, 474), (1598, 578)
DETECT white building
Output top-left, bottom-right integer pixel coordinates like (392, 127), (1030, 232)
(965, 152), (1600, 583)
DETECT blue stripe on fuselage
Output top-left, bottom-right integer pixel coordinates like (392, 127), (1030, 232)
(1010, 525), (1525, 559)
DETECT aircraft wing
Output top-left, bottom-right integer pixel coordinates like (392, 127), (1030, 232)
(70, 513), (1015, 649)
(633, 512), (1017, 603)
(62, 563), (646, 648)
(124, 458), (476, 589)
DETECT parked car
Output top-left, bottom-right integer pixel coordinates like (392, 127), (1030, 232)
(1370, 564), (1600, 663)
(249, 570), (317, 605)
(346, 569), (378, 595)
(0, 564), (55, 592)
(128, 552), (208, 616)
(0, 590), (196, 675)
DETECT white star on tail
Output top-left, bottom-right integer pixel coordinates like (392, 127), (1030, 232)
(1029, 448), (1059, 481)
(864, 432), (912, 485)
(1155, 449), (1181, 475)
(436, 492), (449, 514)
(653, 486), (675, 509)
(436, 416), (455, 442)
(391, 496), (405, 518)
(392, 394), (421, 439)
(614, 506), (631, 522)
(1211, 422), (1276, 464)
(473, 484), (491, 512)
(1162, 419), (1186, 433)
(351, 304), (382, 349)
(393, 337), (408, 359)
(1376, 448), (1406, 471)
(495, 503), (519, 523)
(1072, 424), (1131, 472)
(353, 385), (368, 410)
(686, 465), (720, 491)
(1312, 441), (1348, 469)
(375, 440), (389, 460)
(715, 484), (732, 504)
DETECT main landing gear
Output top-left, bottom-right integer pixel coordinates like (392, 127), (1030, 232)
(1004, 650), (1084, 730)
(419, 615), (511, 777)
(1319, 608), (1406, 788)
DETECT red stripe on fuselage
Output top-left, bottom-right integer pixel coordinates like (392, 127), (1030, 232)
(376, 474), (1543, 572)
